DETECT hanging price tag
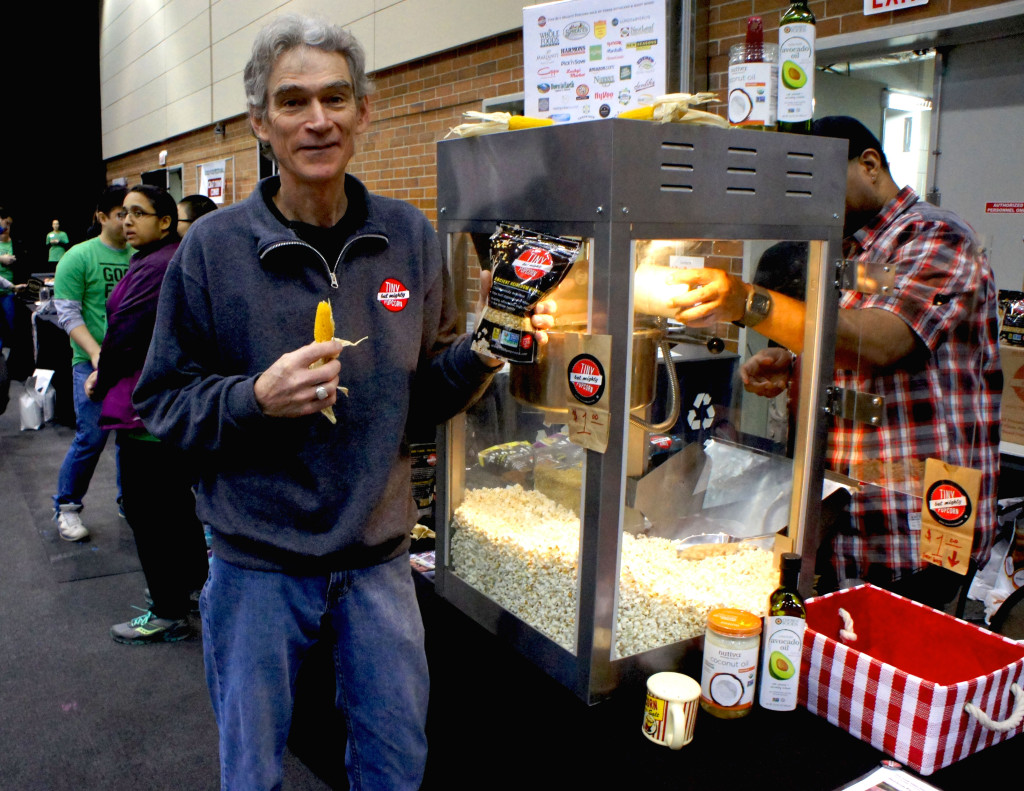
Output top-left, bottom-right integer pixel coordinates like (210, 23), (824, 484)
(566, 334), (612, 453)
(918, 458), (981, 575)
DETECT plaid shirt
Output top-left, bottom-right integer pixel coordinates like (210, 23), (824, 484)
(828, 187), (1002, 584)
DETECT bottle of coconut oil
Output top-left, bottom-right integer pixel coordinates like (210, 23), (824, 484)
(759, 552), (807, 711)
(777, 1), (815, 134)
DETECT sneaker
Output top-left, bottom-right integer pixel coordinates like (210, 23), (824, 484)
(110, 610), (192, 645)
(54, 504), (90, 542)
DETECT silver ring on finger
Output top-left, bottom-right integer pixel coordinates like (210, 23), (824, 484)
(315, 385), (329, 401)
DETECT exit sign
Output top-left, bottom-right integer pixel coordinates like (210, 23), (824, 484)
(865, 0), (929, 14)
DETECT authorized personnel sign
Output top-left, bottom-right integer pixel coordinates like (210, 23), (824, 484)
(864, 0), (928, 15)
(919, 458), (981, 575)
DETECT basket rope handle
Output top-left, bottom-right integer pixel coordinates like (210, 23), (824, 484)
(838, 608), (857, 642)
(964, 684), (1024, 732)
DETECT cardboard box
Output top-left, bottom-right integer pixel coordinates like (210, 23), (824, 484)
(1000, 344), (1024, 445)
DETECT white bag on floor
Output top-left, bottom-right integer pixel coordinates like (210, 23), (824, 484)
(20, 369), (56, 430)
(19, 391), (43, 430)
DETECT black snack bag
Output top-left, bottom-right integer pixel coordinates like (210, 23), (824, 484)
(471, 224), (581, 363)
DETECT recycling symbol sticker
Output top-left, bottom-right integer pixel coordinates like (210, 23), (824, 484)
(687, 392), (715, 430)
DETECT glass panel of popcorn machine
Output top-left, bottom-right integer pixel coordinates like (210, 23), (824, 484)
(614, 238), (813, 659)
(446, 230), (591, 656)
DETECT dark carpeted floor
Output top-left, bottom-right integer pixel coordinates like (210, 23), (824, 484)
(0, 394), (330, 790)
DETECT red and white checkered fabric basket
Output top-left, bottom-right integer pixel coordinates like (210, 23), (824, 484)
(799, 584), (1024, 775)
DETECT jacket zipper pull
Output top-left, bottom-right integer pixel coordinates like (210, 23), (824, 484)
(329, 271), (339, 288)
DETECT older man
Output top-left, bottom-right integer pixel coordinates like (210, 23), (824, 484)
(135, 14), (553, 790)
(669, 116), (1001, 610)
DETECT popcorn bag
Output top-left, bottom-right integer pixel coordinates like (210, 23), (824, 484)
(799, 584), (1024, 775)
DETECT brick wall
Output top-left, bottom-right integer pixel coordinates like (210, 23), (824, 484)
(105, 117), (261, 204)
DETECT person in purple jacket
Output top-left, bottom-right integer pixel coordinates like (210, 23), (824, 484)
(86, 184), (209, 645)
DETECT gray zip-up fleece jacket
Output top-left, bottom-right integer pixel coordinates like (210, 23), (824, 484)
(135, 175), (495, 573)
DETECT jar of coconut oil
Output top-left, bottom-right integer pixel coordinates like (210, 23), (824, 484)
(700, 608), (762, 719)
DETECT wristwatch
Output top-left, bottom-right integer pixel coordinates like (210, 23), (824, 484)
(740, 285), (772, 327)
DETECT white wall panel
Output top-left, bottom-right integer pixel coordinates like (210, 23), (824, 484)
(374, 0), (523, 68)
(165, 0), (209, 33)
(212, 0), (289, 43)
(213, 73), (247, 121)
(167, 88), (213, 138)
(164, 13), (211, 69)
(167, 51), (211, 104)
(101, 0), (525, 159)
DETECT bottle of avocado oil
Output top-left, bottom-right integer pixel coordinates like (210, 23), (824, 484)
(759, 552), (807, 711)
(777, 1), (815, 133)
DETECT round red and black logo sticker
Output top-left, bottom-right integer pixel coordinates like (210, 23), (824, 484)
(926, 479), (973, 527)
(513, 247), (554, 283)
(567, 353), (605, 405)
(377, 278), (410, 312)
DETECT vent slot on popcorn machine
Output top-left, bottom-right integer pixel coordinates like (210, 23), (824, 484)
(435, 120), (847, 703)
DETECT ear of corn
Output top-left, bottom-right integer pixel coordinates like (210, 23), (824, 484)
(311, 301), (337, 424)
(314, 300), (335, 343)
(618, 106), (655, 120)
(507, 116), (554, 130)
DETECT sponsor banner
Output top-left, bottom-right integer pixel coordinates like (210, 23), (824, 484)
(200, 159), (226, 204)
(524, 0), (666, 124)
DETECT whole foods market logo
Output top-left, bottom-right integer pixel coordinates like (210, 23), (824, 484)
(568, 354), (606, 404)
(513, 248), (553, 283)
(926, 480), (972, 527)
(563, 21), (590, 40)
(540, 30), (559, 47)
(377, 278), (410, 312)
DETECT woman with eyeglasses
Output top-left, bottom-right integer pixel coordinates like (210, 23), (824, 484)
(86, 184), (210, 645)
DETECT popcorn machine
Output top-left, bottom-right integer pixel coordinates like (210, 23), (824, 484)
(434, 120), (847, 703)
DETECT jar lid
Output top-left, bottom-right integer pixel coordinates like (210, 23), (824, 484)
(707, 608), (762, 636)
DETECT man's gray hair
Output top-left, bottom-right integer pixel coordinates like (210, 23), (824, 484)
(244, 14), (373, 159)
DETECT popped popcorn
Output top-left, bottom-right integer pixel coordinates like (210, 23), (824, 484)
(450, 485), (779, 658)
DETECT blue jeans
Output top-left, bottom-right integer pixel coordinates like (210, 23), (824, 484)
(202, 552), (429, 791)
(0, 293), (14, 352)
(53, 361), (114, 511)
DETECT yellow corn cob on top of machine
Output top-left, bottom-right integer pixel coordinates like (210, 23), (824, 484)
(314, 300), (335, 344)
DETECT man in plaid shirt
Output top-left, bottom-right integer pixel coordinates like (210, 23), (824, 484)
(670, 116), (1002, 609)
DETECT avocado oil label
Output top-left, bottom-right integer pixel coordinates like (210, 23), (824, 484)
(777, 23), (815, 125)
(758, 615), (805, 711)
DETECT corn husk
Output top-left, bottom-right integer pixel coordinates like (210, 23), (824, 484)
(310, 300), (367, 424)
(445, 111), (553, 138)
(618, 92), (727, 128)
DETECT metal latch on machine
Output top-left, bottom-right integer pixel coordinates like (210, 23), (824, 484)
(835, 259), (897, 296)
(825, 386), (885, 426)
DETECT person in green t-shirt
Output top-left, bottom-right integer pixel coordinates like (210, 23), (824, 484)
(46, 219), (70, 264)
(50, 186), (131, 541)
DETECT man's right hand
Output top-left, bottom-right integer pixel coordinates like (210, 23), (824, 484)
(740, 347), (794, 398)
(253, 340), (343, 418)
